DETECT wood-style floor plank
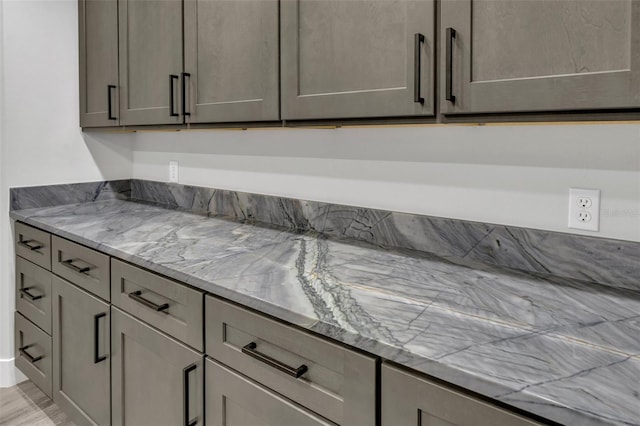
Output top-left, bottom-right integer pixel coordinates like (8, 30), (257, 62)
(0, 381), (72, 426)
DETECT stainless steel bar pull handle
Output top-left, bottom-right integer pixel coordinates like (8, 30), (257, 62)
(18, 240), (43, 251)
(414, 33), (425, 104)
(128, 290), (170, 313)
(242, 342), (308, 379)
(446, 27), (456, 104)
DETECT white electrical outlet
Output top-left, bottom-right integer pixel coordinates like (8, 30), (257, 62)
(169, 161), (179, 183)
(568, 188), (600, 231)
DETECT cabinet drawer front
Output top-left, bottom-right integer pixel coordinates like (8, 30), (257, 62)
(111, 259), (204, 351)
(15, 256), (52, 334)
(382, 364), (542, 426)
(111, 308), (204, 426)
(15, 222), (51, 270)
(206, 358), (334, 426)
(52, 236), (110, 301)
(15, 312), (52, 398)
(205, 296), (376, 426)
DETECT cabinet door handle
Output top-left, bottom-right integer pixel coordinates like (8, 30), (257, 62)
(94, 312), (107, 364)
(108, 85), (117, 120)
(170, 74), (180, 117)
(128, 290), (170, 313)
(182, 72), (191, 117)
(61, 259), (91, 274)
(242, 342), (308, 379)
(20, 287), (43, 301)
(445, 27), (456, 104)
(19, 344), (43, 364)
(414, 33), (425, 104)
(183, 363), (198, 426)
(18, 240), (43, 251)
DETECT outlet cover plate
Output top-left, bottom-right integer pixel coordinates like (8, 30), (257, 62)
(169, 161), (179, 183)
(568, 188), (600, 231)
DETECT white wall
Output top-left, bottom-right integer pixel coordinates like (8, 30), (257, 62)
(0, 0), (133, 387)
(133, 124), (640, 242)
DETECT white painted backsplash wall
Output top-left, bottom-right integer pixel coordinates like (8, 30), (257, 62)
(133, 124), (640, 242)
(1, 0), (640, 389)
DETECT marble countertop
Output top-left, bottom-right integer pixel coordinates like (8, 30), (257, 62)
(11, 199), (640, 426)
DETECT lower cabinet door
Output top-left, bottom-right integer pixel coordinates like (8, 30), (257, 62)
(205, 358), (335, 426)
(111, 307), (204, 426)
(52, 276), (110, 426)
(382, 364), (541, 426)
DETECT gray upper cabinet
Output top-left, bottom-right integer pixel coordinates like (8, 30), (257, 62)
(280, 0), (435, 120)
(118, 0), (184, 125)
(441, 0), (640, 114)
(79, 0), (119, 127)
(52, 276), (110, 426)
(183, 0), (280, 123)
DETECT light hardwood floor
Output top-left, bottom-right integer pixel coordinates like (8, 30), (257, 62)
(0, 381), (72, 426)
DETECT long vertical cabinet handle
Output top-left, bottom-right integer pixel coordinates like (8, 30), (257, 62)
(182, 73), (191, 117)
(169, 75), (180, 117)
(107, 85), (117, 120)
(414, 33), (425, 104)
(94, 312), (107, 364)
(445, 27), (456, 104)
(183, 364), (198, 426)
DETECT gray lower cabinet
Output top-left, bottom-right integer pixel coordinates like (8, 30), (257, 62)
(79, 0), (119, 127)
(441, 0), (640, 114)
(52, 276), (110, 426)
(15, 256), (52, 335)
(111, 307), (204, 426)
(183, 0), (280, 123)
(205, 358), (334, 426)
(15, 312), (52, 398)
(118, 0), (184, 125)
(382, 364), (541, 426)
(280, 0), (435, 120)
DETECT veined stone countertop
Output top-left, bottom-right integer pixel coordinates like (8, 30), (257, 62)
(10, 199), (640, 426)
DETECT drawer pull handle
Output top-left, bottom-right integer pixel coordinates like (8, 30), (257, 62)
(19, 344), (43, 364)
(20, 287), (43, 301)
(61, 259), (91, 274)
(18, 240), (43, 251)
(183, 363), (198, 426)
(94, 312), (107, 364)
(242, 342), (308, 379)
(128, 290), (170, 313)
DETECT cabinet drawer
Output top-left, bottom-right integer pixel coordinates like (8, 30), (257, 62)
(52, 236), (110, 301)
(205, 296), (376, 426)
(206, 358), (334, 426)
(111, 259), (203, 351)
(15, 256), (52, 334)
(382, 364), (542, 426)
(15, 312), (52, 398)
(15, 222), (51, 270)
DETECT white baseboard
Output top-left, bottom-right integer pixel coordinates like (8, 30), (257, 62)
(0, 358), (27, 388)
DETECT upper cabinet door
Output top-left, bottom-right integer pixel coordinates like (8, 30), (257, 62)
(183, 0), (280, 123)
(79, 0), (119, 127)
(281, 0), (435, 120)
(441, 0), (640, 114)
(119, 0), (184, 125)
